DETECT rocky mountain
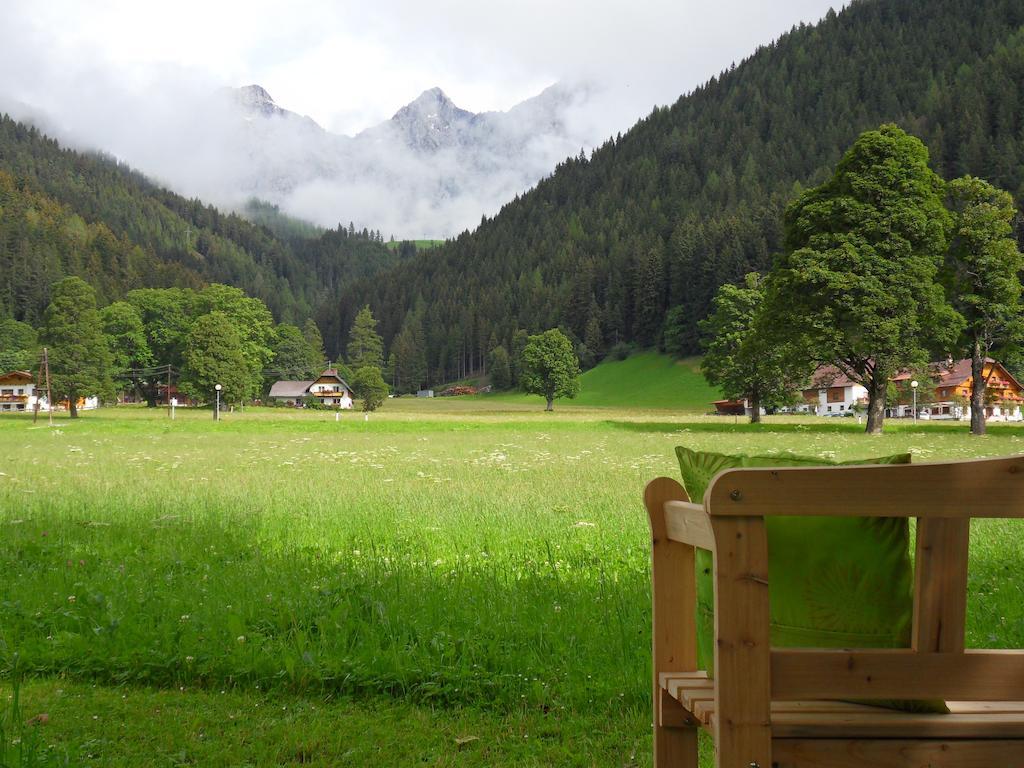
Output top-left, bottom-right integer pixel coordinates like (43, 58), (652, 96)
(171, 81), (597, 237)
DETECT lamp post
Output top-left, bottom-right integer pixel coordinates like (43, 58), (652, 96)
(214, 383), (222, 421)
(911, 380), (919, 423)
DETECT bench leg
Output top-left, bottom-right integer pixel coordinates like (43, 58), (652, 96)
(656, 688), (699, 767)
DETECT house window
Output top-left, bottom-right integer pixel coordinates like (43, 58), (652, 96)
(1, 389), (12, 395)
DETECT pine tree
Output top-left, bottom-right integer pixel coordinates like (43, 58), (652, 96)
(303, 319), (326, 367)
(347, 305), (384, 370)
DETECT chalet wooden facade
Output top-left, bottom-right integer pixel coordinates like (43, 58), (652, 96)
(268, 368), (354, 409)
(0, 370), (33, 412)
(714, 358), (1024, 421)
(891, 358), (1024, 421)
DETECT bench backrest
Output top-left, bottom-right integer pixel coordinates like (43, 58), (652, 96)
(702, 455), (1024, 703)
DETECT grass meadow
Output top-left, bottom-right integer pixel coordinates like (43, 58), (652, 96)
(1, 401), (1023, 765)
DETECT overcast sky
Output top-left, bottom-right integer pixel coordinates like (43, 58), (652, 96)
(3, 0), (843, 137)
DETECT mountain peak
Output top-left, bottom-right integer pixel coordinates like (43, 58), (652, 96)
(232, 84), (284, 118)
(392, 87), (466, 120)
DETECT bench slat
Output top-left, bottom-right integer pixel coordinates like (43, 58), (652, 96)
(772, 739), (1024, 767)
(771, 649), (1024, 701)
(659, 673), (1024, 738)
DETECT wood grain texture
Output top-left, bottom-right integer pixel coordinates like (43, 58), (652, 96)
(705, 455), (1024, 518)
(771, 649), (1024, 701)
(772, 739), (1024, 767)
(913, 517), (970, 653)
(710, 514), (772, 768)
(645, 477), (700, 767)
(664, 501), (717, 550)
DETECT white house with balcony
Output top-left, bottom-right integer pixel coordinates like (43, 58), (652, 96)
(0, 370), (33, 412)
(798, 365), (869, 417)
(268, 368), (354, 408)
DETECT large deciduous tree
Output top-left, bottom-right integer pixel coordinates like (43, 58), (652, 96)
(351, 365), (389, 412)
(125, 287), (197, 406)
(196, 284), (275, 399)
(764, 124), (962, 434)
(41, 277), (113, 417)
(944, 176), (1024, 436)
(700, 273), (809, 423)
(180, 311), (251, 406)
(100, 301), (153, 399)
(520, 328), (581, 411)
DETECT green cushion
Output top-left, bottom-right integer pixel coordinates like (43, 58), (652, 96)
(675, 446), (948, 714)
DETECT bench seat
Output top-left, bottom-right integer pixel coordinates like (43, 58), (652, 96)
(660, 671), (1024, 738)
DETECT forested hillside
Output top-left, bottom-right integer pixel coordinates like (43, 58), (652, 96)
(329, 0), (1024, 383)
(0, 116), (398, 325)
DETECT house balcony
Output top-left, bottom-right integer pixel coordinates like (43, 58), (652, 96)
(0, 394), (29, 403)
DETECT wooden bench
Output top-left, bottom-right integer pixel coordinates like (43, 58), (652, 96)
(644, 456), (1024, 767)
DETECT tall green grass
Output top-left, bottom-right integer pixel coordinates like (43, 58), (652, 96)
(0, 406), (1022, 726)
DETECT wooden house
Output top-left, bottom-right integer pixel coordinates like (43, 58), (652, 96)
(798, 365), (869, 417)
(891, 358), (1024, 421)
(0, 370), (33, 412)
(268, 368), (354, 409)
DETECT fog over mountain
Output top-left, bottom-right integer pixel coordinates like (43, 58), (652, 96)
(219, 81), (599, 237)
(2, 79), (598, 238)
(0, 0), (842, 237)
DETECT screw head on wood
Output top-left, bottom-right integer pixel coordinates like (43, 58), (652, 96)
(729, 489), (743, 501)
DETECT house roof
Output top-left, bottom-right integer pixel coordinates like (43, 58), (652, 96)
(268, 380), (313, 398)
(891, 358), (1024, 392)
(808, 365), (860, 389)
(0, 370), (33, 384)
(313, 369), (352, 391)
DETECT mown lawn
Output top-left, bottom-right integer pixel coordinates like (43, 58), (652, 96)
(1, 403), (1022, 765)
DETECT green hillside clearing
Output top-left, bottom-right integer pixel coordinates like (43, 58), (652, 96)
(385, 239), (445, 251)
(488, 352), (721, 411)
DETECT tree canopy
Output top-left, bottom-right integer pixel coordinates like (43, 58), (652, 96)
(701, 273), (808, 423)
(763, 124), (963, 433)
(520, 329), (581, 411)
(944, 175), (1024, 434)
(180, 311), (252, 405)
(40, 277), (113, 417)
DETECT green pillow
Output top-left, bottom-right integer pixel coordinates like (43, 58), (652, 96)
(675, 446), (948, 714)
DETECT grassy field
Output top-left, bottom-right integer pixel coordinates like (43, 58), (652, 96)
(486, 353), (721, 410)
(385, 239), (445, 251)
(1, 403), (1023, 765)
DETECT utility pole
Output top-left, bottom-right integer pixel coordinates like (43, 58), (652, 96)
(43, 347), (53, 427)
(167, 364), (172, 418)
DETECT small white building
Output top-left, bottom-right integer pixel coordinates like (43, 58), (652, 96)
(268, 368), (354, 409)
(799, 366), (869, 417)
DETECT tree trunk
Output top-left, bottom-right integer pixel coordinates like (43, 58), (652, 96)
(69, 397), (78, 419)
(749, 391), (762, 424)
(545, 396), (554, 411)
(970, 341), (987, 436)
(865, 370), (887, 434)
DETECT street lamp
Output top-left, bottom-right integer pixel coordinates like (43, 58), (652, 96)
(910, 380), (919, 423)
(214, 383), (222, 421)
